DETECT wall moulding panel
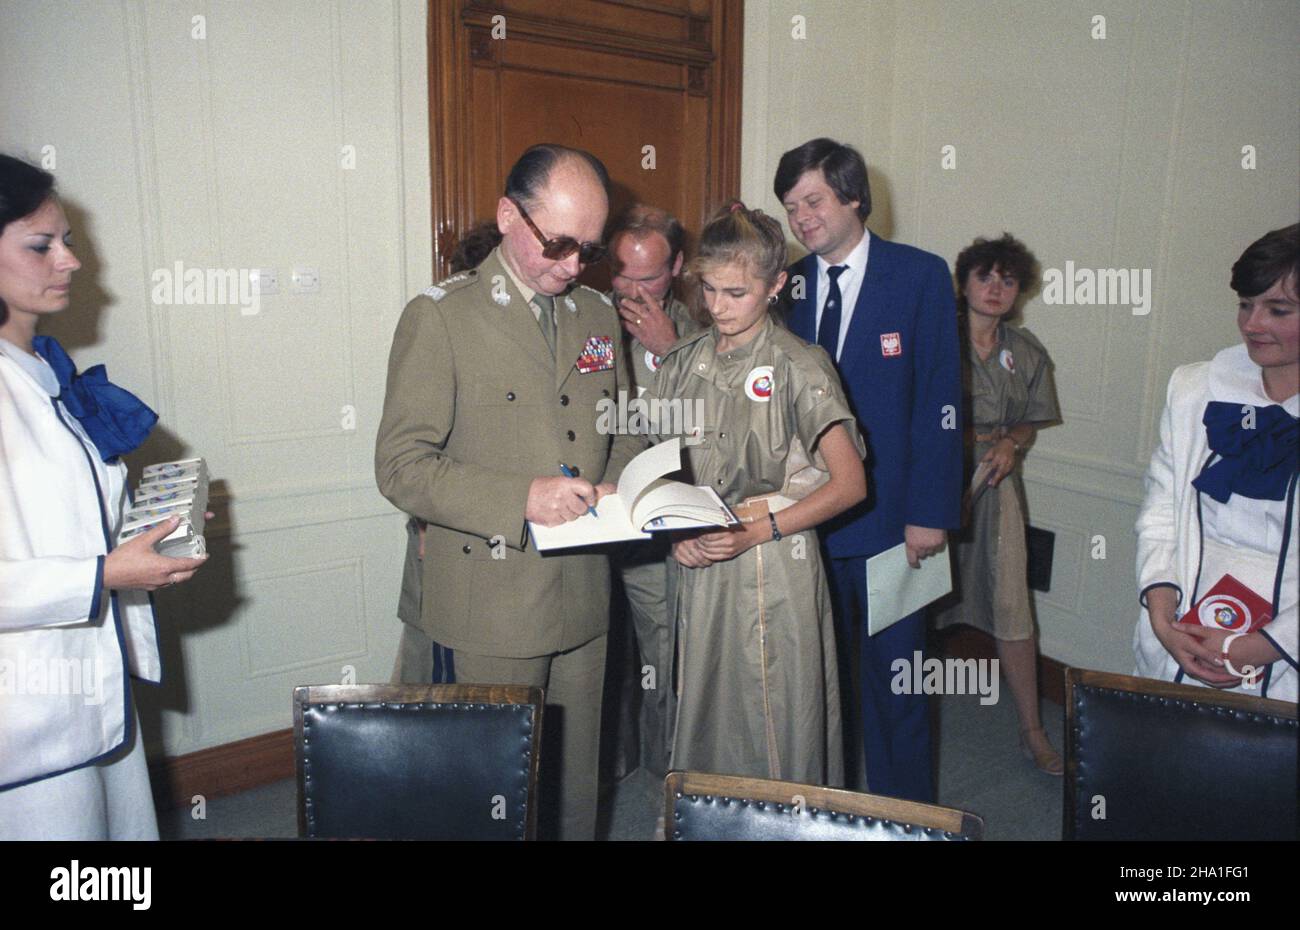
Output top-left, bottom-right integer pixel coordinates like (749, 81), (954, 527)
(491, 30), (689, 88)
(463, 0), (716, 58)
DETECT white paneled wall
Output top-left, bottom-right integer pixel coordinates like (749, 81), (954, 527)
(742, 0), (1300, 673)
(3, 0), (1297, 759)
(1, 0), (432, 756)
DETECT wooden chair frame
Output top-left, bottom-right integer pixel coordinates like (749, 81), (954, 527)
(664, 770), (984, 840)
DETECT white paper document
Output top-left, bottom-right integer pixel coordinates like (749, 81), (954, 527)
(866, 543), (953, 635)
(528, 438), (738, 551)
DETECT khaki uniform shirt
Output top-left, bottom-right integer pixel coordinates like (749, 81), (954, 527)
(375, 247), (642, 657)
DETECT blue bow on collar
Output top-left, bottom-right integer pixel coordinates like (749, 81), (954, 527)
(1192, 400), (1299, 504)
(33, 335), (158, 463)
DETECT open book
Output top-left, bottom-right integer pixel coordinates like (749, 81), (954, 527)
(529, 438), (738, 551)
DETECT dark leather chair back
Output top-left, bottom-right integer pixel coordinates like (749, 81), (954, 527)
(294, 684), (542, 840)
(665, 772), (983, 841)
(1065, 668), (1298, 840)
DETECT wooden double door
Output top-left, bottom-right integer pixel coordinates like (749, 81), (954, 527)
(428, 0), (743, 284)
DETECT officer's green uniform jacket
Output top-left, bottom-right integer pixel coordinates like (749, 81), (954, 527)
(376, 247), (642, 658)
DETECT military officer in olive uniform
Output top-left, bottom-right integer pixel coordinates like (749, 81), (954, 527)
(375, 144), (640, 840)
(390, 227), (500, 661)
(606, 205), (699, 777)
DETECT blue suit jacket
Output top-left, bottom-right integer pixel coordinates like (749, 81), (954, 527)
(782, 231), (963, 558)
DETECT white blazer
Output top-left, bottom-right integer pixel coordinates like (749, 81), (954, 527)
(0, 342), (160, 790)
(1134, 344), (1298, 702)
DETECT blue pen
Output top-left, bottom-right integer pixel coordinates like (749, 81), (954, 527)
(559, 463), (599, 518)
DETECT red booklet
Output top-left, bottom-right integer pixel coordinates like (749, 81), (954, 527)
(1177, 573), (1273, 633)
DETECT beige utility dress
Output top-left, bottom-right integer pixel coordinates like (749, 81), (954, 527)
(934, 323), (1060, 640)
(645, 316), (865, 785)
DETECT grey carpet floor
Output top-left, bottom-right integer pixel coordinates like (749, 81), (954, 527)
(158, 691), (1064, 841)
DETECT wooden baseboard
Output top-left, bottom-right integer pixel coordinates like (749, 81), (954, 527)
(935, 624), (1068, 707)
(150, 728), (294, 810)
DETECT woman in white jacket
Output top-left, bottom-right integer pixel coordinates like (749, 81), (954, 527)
(1136, 224), (1298, 702)
(0, 154), (208, 838)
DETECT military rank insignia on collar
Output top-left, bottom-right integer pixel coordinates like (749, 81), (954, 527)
(576, 335), (615, 373)
(423, 270), (474, 302)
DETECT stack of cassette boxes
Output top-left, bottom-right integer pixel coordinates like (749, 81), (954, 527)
(118, 458), (209, 558)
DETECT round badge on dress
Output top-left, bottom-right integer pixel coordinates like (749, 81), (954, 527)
(645, 349), (662, 373)
(744, 365), (775, 402)
(1197, 595), (1251, 631)
(999, 349), (1015, 372)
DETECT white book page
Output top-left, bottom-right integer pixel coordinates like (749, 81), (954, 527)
(618, 437), (683, 507)
(632, 481), (734, 528)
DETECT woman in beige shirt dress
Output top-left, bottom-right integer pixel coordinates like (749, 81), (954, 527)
(644, 203), (867, 786)
(934, 233), (1063, 775)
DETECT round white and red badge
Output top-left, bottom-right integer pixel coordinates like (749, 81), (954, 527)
(645, 350), (662, 373)
(999, 348), (1016, 373)
(745, 366), (774, 402)
(1197, 595), (1251, 632)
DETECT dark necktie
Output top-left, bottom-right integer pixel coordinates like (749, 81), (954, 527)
(817, 265), (849, 361)
(533, 294), (556, 357)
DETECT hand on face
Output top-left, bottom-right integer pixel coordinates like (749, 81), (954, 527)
(612, 231), (681, 356)
(618, 283), (678, 357)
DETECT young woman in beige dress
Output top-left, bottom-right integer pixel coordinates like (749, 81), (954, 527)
(644, 203), (867, 785)
(933, 233), (1064, 775)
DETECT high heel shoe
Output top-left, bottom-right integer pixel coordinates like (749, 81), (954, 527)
(1019, 727), (1064, 776)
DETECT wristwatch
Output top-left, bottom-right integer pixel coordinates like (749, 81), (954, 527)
(768, 512), (783, 541)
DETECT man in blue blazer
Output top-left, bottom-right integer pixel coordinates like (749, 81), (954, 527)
(775, 138), (962, 803)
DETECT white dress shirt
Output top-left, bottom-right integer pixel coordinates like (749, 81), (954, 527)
(813, 228), (871, 362)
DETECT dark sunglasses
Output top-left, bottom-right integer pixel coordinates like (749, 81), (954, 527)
(509, 197), (607, 265)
